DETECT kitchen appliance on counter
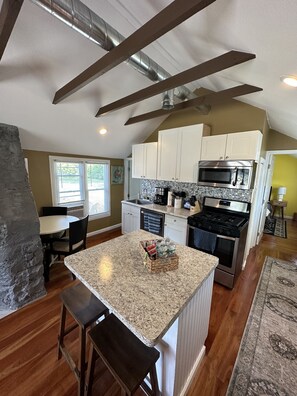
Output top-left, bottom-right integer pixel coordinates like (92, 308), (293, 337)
(153, 187), (168, 206)
(140, 208), (165, 237)
(173, 191), (186, 209)
(198, 160), (256, 189)
(187, 196), (250, 289)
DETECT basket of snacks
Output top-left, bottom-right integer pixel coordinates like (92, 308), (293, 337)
(139, 237), (178, 273)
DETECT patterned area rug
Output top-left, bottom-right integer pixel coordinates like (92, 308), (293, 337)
(264, 218), (287, 238)
(227, 257), (297, 396)
(274, 219), (287, 238)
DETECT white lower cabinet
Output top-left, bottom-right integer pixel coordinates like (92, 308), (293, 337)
(121, 203), (140, 234)
(164, 214), (187, 245)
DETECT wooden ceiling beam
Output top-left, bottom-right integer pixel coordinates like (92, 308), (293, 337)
(53, 0), (216, 104)
(0, 0), (24, 61)
(96, 50), (255, 117)
(124, 84), (263, 125)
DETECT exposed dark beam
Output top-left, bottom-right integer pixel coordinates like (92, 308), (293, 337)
(96, 51), (255, 117)
(125, 84), (263, 125)
(0, 0), (24, 61)
(53, 0), (216, 104)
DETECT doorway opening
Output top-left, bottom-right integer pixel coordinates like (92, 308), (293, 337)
(257, 149), (297, 243)
(124, 158), (140, 200)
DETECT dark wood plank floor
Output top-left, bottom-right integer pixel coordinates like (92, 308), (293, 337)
(0, 221), (296, 396)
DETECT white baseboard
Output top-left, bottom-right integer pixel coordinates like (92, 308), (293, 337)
(87, 223), (121, 238)
(179, 346), (206, 396)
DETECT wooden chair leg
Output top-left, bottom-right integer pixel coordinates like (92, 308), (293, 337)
(57, 304), (67, 360)
(78, 327), (86, 396)
(85, 344), (96, 396)
(150, 365), (159, 396)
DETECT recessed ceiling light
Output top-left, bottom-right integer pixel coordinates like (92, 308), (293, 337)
(99, 128), (107, 135)
(280, 75), (297, 87)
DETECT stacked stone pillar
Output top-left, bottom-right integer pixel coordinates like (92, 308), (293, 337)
(0, 123), (46, 310)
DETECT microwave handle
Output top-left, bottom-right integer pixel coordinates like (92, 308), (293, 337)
(232, 168), (238, 186)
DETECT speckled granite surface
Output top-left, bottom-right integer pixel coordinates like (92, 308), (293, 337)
(122, 200), (194, 219)
(65, 230), (217, 346)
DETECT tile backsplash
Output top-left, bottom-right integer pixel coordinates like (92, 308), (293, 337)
(140, 179), (253, 203)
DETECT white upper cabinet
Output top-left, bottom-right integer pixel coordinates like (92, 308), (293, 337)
(157, 128), (179, 181)
(132, 142), (158, 179)
(200, 134), (227, 161)
(225, 131), (262, 160)
(158, 124), (210, 182)
(201, 130), (262, 161)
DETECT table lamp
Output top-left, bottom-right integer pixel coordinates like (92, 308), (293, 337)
(278, 186), (287, 201)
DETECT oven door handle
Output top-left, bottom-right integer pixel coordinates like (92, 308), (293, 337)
(216, 234), (236, 242)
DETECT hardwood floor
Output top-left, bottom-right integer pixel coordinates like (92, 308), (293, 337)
(0, 221), (296, 396)
(187, 218), (297, 396)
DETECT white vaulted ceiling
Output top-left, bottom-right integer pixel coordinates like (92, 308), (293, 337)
(1, 0), (297, 158)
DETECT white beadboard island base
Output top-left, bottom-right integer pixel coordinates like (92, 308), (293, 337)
(156, 271), (214, 396)
(64, 230), (217, 395)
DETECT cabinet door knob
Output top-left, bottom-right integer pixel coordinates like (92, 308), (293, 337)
(225, 156), (229, 159)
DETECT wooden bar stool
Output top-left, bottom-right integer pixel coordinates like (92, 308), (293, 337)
(57, 283), (109, 396)
(85, 313), (160, 396)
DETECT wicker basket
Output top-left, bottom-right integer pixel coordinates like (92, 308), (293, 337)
(139, 240), (179, 273)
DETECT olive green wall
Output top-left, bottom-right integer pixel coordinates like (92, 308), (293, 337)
(266, 129), (297, 150)
(145, 89), (268, 144)
(23, 149), (124, 233)
(22, 95), (297, 234)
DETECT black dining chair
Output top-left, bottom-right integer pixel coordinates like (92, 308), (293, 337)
(45, 215), (89, 281)
(42, 206), (67, 216)
(41, 206), (69, 278)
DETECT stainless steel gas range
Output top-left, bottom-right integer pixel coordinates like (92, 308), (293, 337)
(187, 196), (250, 289)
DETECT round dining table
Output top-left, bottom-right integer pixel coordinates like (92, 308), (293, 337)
(39, 215), (79, 235)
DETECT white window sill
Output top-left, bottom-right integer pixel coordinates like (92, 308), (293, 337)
(89, 211), (111, 221)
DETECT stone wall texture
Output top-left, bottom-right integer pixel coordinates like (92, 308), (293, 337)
(0, 123), (46, 310)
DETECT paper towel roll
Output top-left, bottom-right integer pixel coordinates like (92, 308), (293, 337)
(167, 191), (173, 206)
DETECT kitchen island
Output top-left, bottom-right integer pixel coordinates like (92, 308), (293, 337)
(64, 230), (218, 396)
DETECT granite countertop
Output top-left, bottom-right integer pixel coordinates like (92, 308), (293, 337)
(64, 230), (218, 347)
(121, 200), (196, 219)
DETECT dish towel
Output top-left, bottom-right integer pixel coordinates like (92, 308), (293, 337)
(193, 228), (217, 254)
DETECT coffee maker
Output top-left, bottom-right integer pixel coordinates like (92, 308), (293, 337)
(153, 187), (169, 205)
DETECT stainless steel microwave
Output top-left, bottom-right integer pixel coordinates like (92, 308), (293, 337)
(198, 160), (256, 189)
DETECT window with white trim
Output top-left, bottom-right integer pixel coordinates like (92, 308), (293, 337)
(49, 156), (110, 219)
